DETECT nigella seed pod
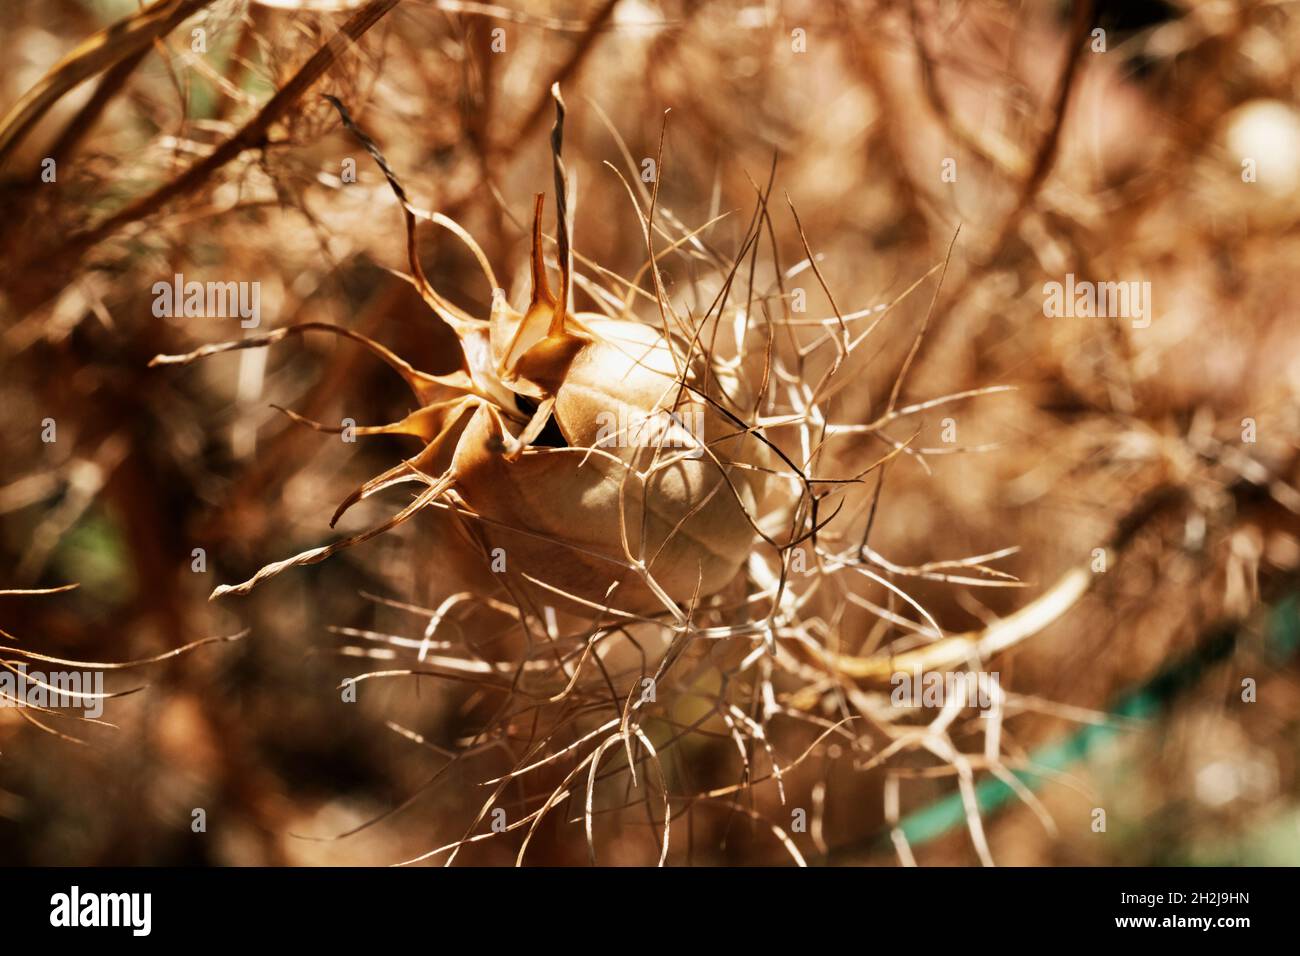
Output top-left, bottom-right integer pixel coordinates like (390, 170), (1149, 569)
(151, 98), (776, 616)
(445, 199), (773, 613)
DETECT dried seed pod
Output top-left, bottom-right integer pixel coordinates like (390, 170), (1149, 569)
(153, 188), (774, 616)
(445, 198), (772, 613)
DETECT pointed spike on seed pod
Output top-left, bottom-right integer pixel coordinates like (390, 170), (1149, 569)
(529, 193), (555, 310)
(549, 82), (571, 335)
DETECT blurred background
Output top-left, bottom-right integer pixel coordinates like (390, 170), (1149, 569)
(2, 0), (1299, 865)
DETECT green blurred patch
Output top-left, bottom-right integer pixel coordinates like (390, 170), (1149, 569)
(1178, 805), (1300, 866)
(51, 507), (135, 607)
